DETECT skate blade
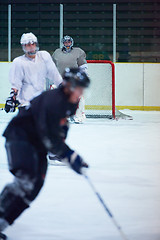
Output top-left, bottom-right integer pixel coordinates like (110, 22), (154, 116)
(48, 160), (66, 166)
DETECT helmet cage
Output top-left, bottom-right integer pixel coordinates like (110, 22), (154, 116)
(22, 42), (39, 56)
(62, 35), (74, 52)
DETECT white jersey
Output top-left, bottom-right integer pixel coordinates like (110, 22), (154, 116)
(9, 50), (63, 106)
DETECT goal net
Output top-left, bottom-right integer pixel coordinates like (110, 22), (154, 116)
(85, 60), (115, 118)
(49, 60), (132, 120)
(85, 60), (132, 119)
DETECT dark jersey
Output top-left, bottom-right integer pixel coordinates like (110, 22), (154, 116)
(3, 87), (78, 157)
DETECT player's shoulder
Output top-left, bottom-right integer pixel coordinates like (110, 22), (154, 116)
(44, 88), (77, 115)
(38, 50), (51, 59)
(42, 88), (67, 112)
(44, 88), (63, 101)
(72, 47), (85, 53)
(53, 48), (62, 55)
(12, 55), (25, 64)
(72, 48), (86, 57)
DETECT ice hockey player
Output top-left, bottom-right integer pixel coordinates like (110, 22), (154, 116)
(0, 67), (90, 240)
(52, 35), (87, 124)
(4, 32), (62, 113)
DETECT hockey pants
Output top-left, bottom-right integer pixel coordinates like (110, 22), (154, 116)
(0, 140), (47, 225)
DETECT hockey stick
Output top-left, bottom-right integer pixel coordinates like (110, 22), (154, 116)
(83, 174), (129, 240)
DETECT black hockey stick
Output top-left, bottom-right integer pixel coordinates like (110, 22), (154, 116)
(83, 174), (129, 240)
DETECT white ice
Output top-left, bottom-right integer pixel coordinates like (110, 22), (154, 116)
(0, 110), (160, 240)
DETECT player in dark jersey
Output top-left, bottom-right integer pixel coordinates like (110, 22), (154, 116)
(0, 68), (90, 240)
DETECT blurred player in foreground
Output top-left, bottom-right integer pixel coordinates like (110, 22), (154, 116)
(52, 35), (87, 124)
(4, 32), (62, 113)
(0, 68), (90, 240)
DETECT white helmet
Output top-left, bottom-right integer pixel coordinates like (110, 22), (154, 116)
(20, 32), (39, 55)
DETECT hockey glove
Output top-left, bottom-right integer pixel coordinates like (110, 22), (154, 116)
(5, 90), (20, 113)
(62, 150), (89, 174)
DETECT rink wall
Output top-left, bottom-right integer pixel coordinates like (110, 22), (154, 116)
(0, 62), (160, 110)
(115, 63), (160, 111)
(0, 63), (11, 106)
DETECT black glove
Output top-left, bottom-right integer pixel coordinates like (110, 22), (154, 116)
(62, 150), (89, 174)
(5, 90), (20, 113)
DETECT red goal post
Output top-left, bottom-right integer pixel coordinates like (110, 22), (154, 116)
(86, 60), (115, 119)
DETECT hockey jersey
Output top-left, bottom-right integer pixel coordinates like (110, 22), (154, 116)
(9, 51), (62, 106)
(52, 47), (87, 76)
(3, 87), (78, 157)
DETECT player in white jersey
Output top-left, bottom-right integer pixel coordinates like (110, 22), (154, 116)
(4, 32), (62, 113)
(52, 35), (87, 124)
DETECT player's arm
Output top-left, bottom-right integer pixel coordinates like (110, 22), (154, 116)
(52, 51), (57, 65)
(30, 91), (70, 156)
(44, 51), (63, 87)
(9, 58), (24, 91)
(5, 60), (23, 113)
(30, 92), (88, 174)
(47, 119), (88, 174)
(43, 118), (88, 174)
(77, 49), (88, 73)
(45, 106), (88, 174)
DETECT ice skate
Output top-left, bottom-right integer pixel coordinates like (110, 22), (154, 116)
(47, 153), (65, 166)
(74, 112), (86, 124)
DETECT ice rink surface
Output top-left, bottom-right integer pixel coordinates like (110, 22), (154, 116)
(0, 110), (160, 240)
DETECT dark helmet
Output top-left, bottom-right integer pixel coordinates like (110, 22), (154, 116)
(63, 68), (90, 89)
